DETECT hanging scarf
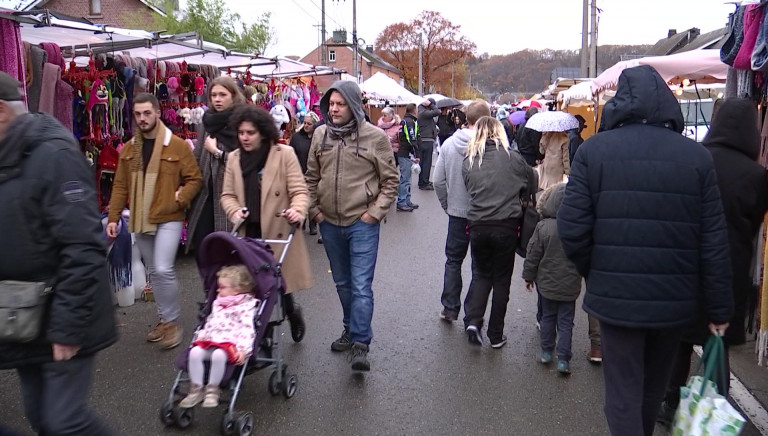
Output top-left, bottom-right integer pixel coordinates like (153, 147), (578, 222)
(203, 107), (239, 153)
(240, 144), (271, 224)
(128, 122), (167, 234)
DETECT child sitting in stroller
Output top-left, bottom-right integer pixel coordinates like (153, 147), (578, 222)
(180, 265), (259, 408)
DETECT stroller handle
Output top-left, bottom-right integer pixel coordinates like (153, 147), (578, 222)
(232, 207), (299, 265)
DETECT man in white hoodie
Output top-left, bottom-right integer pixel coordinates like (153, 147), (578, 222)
(433, 100), (491, 321)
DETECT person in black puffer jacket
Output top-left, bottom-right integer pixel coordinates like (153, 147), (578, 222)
(515, 107), (543, 166)
(557, 65), (733, 436)
(659, 98), (768, 426)
(0, 72), (116, 435)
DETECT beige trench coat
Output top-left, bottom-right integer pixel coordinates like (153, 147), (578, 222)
(221, 145), (313, 293)
(538, 131), (570, 190)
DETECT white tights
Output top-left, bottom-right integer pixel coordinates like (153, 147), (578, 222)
(188, 346), (228, 386)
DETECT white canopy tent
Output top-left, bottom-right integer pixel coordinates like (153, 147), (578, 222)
(231, 57), (341, 80)
(360, 72), (419, 104)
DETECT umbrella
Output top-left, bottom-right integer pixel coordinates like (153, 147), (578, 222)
(525, 111), (579, 132)
(516, 99), (542, 109)
(509, 110), (527, 125)
(436, 97), (462, 108)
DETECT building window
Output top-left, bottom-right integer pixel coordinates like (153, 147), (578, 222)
(329, 50), (336, 63)
(90, 0), (102, 15)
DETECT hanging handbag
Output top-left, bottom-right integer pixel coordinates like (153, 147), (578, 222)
(516, 166), (540, 258)
(0, 280), (53, 343)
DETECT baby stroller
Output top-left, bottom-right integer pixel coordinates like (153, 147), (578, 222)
(160, 220), (298, 435)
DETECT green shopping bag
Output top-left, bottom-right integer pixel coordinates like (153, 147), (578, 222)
(671, 335), (746, 436)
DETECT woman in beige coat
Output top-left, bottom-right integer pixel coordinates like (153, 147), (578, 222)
(538, 131), (570, 190)
(221, 105), (313, 342)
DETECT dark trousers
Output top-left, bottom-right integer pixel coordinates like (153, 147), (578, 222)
(191, 190), (215, 252)
(16, 355), (114, 435)
(462, 225), (516, 342)
(600, 322), (682, 436)
(663, 341), (731, 409)
(418, 140), (434, 187)
(539, 297), (576, 361)
(440, 216), (470, 314)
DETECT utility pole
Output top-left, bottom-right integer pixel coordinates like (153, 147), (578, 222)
(589, 0), (598, 78)
(352, 0), (358, 82)
(451, 61), (455, 98)
(581, 0), (589, 77)
(321, 0), (326, 65)
(418, 33), (423, 96)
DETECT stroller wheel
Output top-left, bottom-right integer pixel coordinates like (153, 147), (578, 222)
(282, 374), (298, 399)
(221, 412), (237, 436)
(159, 400), (175, 426)
(268, 370), (281, 396)
(173, 405), (195, 429)
(236, 412), (254, 436)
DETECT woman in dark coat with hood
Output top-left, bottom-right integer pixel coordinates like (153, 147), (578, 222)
(659, 98), (768, 426)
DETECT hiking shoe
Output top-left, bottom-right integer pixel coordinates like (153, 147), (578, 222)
(490, 336), (507, 349)
(146, 322), (167, 342)
(159, 322), (183, 349)
(288, 304), (306, 343)
(407, 202), (419, 209)
(540, 350), (553, 364)
(396, 204), (414, 212)
(349, 342), (370, 371)
(331, 327), (351, 352)
(418, 185), (435, 191)
(202, 385), (220, 408)
(557, 360), (571, 375)
(535, 321), (541, 331)
(588, 347), (603, 363)
(318, 237), (323, 244)
(466, 325), (482, 346)
(656, 401), (676, 429)
(439, 309), (458, 322)
(179, 383), (204, 408)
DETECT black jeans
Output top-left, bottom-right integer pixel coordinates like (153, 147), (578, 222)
(418, 140), (434, 187)
(16, 355), (114, 435)
(440, 216), (470, 314)
(462, 224), (517, 342)
(600, 322), (682, 436)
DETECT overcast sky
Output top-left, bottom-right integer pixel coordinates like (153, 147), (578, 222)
(222, 0), (735, 58)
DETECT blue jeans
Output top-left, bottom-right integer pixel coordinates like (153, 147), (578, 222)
(319, 219), (380, 345)
(440, 216), (470, 313)
(397, 156), (413, 207)
(539, 297), (576, 361)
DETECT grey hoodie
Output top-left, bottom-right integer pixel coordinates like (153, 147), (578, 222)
(522, 183), (582, 301)
(320, 80), (366, 127)
(433, 129), (472, 218)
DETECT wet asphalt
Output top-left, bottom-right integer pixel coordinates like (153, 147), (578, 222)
(0, 172), (763, 436)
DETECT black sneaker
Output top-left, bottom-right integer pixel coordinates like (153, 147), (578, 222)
(466, 325), (482, 346)
(490, 336), (507, 349)
(407, 202), (419, 209)
(439, 309), (458, 322)
(396, 204), (414, 212)
(288, 304), (306, 342)
(349, 342), (370, 371)
(331, 327), (351, 352)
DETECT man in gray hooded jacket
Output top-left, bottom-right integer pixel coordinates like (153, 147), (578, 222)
(306, 80), (399, 372)
(433, 99), (491, 321)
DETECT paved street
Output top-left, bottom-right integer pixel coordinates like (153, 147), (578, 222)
(0, 174), (765, 435)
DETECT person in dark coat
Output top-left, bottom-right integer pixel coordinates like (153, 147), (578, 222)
(290, 112), (320, 234)
(437, 107), (459, 145)
(417, 98), (440, 190)
(515, 107), (543, 166)
(0, 72), (117, 435)
(658, 98), (768, 427)
(567, 114), (586, 164)
(557, 65), (733, 436)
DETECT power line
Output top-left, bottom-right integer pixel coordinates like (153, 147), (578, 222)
(308, 0), (345, 30)
(290, 0), (318, 23)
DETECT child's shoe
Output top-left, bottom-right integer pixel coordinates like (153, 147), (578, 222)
(202, 385), (220, 408)
(557, 360), (571, 375)
(539, 350), (553, 364)
(179, 383), (204, 408)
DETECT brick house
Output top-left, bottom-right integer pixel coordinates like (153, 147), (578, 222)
(301, 30), (404, 92)
(8, 0), (169, 28)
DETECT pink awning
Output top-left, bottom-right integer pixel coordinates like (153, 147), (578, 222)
(591, 50), (728, 94)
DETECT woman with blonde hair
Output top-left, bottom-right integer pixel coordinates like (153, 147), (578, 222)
(462, 116), (533, 349)
(187, 76), (247, 251)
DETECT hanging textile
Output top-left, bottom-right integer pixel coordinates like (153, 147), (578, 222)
(0, 17), (27, 99)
